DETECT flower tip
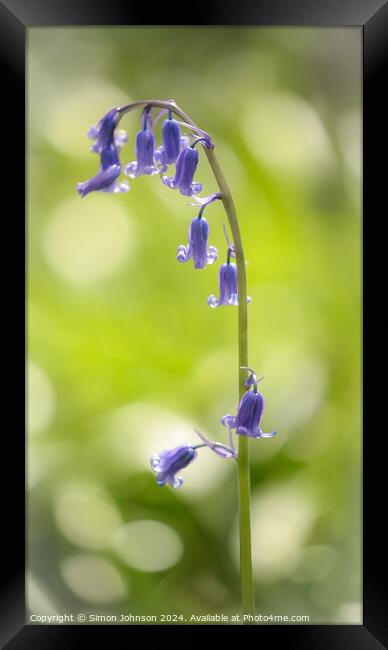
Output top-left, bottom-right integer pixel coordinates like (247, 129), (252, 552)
(260, 429), (277, 439)
(77, 183), (87, 197)
(207, 295), (219, 308)
(207, 246), (218, 265)
(221, 415), (236, 429)
(87, 125), (98, 140)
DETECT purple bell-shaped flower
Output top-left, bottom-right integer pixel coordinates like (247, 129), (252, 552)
(221, 374), (277, 439)
(150, 443), (197, 488)
(177, 217), (218, 269)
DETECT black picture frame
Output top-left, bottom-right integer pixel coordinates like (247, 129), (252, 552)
(1, 0), (386, 647)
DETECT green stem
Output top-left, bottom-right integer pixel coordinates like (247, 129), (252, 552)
(119, 99), (254, 615)
(205, 149), (254, 617)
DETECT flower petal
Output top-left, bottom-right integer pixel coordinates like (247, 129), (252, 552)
(207, 294), (219, 308)
(177, 244), (191, 263)
(221, 415), (237, 429)
(258, 429), (277, 438)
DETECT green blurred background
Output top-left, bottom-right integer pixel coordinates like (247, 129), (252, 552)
(27, 27), (361, 624)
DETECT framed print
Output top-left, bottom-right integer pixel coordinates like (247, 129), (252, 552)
(1, 0), (387, 647)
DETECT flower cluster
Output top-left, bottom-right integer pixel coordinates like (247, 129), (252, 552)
(77, 103), (251, 309)
(77, 106), (207, 198)
(77, 101), (277, 489)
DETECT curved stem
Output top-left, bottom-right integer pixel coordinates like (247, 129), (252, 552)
(204, 148), (254, 617)
(118, 99), (209, 137)
(119, 99), (254, 615)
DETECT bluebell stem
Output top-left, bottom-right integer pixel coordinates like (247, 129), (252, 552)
(77, 107), (129, 197)
(222, 374), (277, 439)
(174, 120), (213, 147)
(194, 429), (237, 459)
(162, 137), (210, 197)
(125, 109), (159, 178)
(150, 443), (197, 488)
(221, 223), (237, 259)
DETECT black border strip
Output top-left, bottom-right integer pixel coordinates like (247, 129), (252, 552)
(0, 0), (386, 26)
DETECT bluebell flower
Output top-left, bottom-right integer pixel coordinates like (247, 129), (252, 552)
(208, 261), (251, 308)
(77, 107), (128, 197)
(77, 144), (129, 197)
(221, 385), (277, 439)
(177, 217), (218, 269)
(154, 114), (189, 171)
(162, 145), (202, 197)
(87, 107), (127, 154)
(150, 443), (197, 488)
(125, 111), (159, 178)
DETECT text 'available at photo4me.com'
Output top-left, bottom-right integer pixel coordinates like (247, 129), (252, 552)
(30, 612), (311, 624)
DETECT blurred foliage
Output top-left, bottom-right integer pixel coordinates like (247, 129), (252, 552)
(28, 27), (361, 624)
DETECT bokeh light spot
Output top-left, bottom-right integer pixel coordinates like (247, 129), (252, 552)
(53, 483), (123, 549)
(334, 602), (362, 624)
(43, 80), (130, 159)
(112, 520), (183, 572)
(43, 197), (132, 287)
(27, 361), (56, 436)
(292, 545), (338, 583)
(233, 483), (317, 583)
(61, 553), (126, 603)
(256, 341), (328, 434)
(28, 573), (60, 616)
(337, 110), (361, 179)
(28, 442), (73, 489)
(241, 92), (333, 176)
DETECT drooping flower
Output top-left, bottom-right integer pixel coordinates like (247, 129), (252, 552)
(207, 261), (251, 308)
(162, 139), (207, 196)
(154, 113), (189, 171)
(150, 443), (197, 488)
(77, 144), (129, 197)
(87, 107), (127, 154)
(77, 107), (129, 197)
(125, 109), (159, 178)
(221, 383), (277, 439)
(177, 217), (218, 269)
